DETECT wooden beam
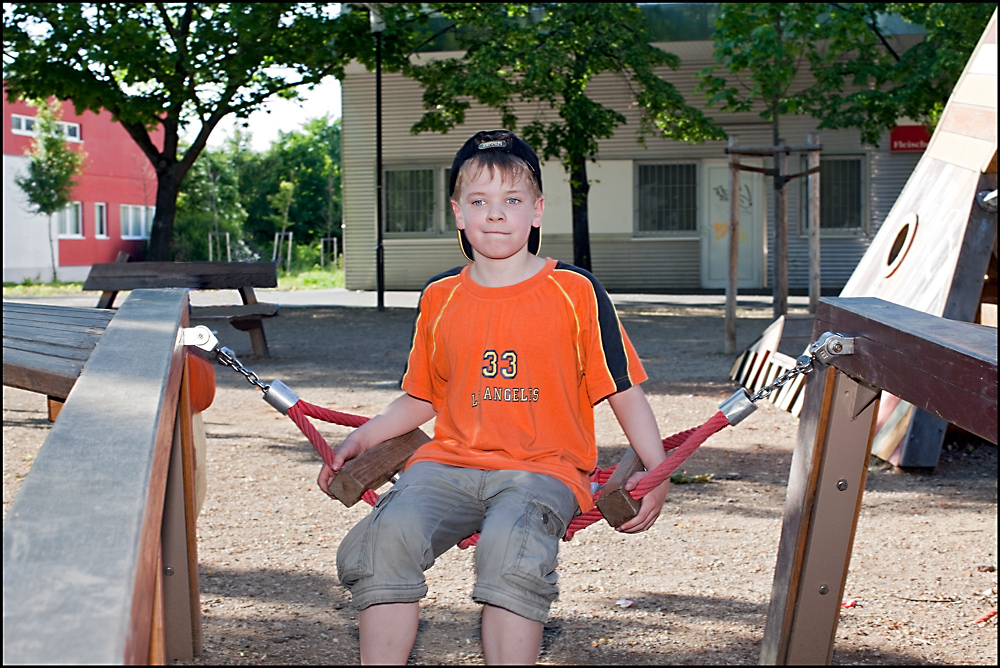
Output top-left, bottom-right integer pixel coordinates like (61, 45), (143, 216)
(3, 289), (188, 664)
(327, 428), (432, 507)
(815, 297), (997, 444)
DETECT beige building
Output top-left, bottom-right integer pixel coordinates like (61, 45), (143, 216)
(340, 15), (926, 293)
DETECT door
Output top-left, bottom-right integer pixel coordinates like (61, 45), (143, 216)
(701, 161), (764, 289)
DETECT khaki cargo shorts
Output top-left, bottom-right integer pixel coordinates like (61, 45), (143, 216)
(336, 461), (579, 622)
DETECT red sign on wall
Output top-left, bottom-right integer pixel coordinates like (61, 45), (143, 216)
(890, 125), (931, 152)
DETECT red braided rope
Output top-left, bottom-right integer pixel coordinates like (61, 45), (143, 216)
(283, 398), (730, 546)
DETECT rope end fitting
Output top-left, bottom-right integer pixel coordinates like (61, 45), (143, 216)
(263, 379), (300, 415)
(719, 388), (757, 426)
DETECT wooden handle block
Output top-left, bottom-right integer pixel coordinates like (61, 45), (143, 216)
(595, 447), (645, 527)
(326, 428), (431, 507)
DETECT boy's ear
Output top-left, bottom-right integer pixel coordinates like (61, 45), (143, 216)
(451, 198), (464, 229)
(532, 195), (544, 226)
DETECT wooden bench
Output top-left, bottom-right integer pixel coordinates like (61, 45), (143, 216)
(2, 301), (115, 421)
(83, 260), (279, 357)
(3, 289), (204, 664)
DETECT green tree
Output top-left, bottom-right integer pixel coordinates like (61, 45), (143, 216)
(268, 180), (296, 271)
(3, 3), (371, 261)
(699, 3), (997, 148)
(232, 116), (342, 252)
(174, 146), (247, 261)
(404, 3), (725, 271)
(14, 98), (85, 281)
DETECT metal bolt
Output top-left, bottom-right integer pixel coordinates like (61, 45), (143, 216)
(819, 584), (829, 595)
(837, 479), (849, 491)
(164, 566), (175, 577)
(830, 341), (843, 354)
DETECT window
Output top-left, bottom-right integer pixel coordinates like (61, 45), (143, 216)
(56, 202), (83, 238)
(95, 203), (108, 238)
(801, 155), (866, 234)
(635, 163), (698, 235)
(121, 204), (154, 239)
(384, 167), (456, 236)
(11, 113), (82, 141)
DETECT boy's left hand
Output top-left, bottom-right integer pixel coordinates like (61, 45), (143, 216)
(615, 471), (670, 533)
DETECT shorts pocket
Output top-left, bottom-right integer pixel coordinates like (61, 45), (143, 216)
(336, 486), (403, 586)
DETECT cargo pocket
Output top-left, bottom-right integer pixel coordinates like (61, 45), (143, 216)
(504, 498), (568, 597)
(336, 486), (402, 588)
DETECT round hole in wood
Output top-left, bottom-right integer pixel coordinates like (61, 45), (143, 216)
(884, 212), (918, 278)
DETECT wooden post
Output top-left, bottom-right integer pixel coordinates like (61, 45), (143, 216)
(774, 140), (788, 318)
(760, 365), (880, 664)
(237, 286), (270, 358)
(726, 135), (741, 355)
(807, 133), (821, 314)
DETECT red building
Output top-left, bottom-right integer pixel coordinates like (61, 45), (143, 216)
(3, 90), (163, 282)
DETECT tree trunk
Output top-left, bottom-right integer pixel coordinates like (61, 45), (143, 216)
(146, 167), (184, 261)
(47, 214), (58, 282)
(569, 153), (592, 272)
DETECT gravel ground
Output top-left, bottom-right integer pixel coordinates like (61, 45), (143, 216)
(4, 300), (996, 665)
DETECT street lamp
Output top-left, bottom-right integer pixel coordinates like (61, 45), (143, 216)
(368, 5), (386, 311)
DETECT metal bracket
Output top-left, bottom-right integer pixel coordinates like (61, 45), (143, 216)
(811, 332), (855, 366)
(181, 325), (219, 352)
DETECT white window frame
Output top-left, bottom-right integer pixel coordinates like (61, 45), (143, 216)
(94, 203), (108, 238)
(11, 113), (82, 142)
(55, 202), (84, 238)
(800, 154), (869, 237)
(383, 166), (456, 237)
(634, 162), (699, 237)
(120, 204), (154, 240)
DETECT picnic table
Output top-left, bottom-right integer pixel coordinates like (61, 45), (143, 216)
(83, 260), (278, 357)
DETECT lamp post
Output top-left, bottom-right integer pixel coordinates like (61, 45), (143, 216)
(369, 5), (385, 311)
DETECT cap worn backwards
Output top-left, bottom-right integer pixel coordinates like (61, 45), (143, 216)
(450, 130), (543, 261)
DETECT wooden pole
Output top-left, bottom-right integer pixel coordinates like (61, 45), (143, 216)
(775, 139), (789, 318)
(726, 135), (741, 355)
(807, 133), (821, 314)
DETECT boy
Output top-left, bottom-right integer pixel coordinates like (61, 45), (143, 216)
(319, 129), (669, 664)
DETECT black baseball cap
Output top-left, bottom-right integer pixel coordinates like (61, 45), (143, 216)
(449, 130), (542, 261)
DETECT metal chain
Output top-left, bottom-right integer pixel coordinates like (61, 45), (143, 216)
(750, 354), (814, 403)
(215, 346), (268, 391)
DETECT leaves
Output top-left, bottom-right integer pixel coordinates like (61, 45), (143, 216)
(3, 3), (365, 259)
(699, 3), (996, 146)
(14, 98), (85, 218)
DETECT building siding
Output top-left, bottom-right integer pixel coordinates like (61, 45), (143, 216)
(343, 40), (925, 293)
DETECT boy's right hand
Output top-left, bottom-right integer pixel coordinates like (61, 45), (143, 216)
(317, 433), (368, 496)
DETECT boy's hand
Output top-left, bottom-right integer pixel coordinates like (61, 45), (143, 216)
(615, 471), (670, 533)
(317, 434), (367, 497)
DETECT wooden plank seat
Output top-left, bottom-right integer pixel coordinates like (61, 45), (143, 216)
(326, 428), (647, 528)
(3, 301), (115, 420)
(83, 261), (279, 357)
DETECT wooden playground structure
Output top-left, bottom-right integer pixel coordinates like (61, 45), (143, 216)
(733, 10), (997, 469)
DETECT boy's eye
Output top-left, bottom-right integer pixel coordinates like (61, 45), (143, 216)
(506, 197), (520, 205)
(471, 199), (485, 206)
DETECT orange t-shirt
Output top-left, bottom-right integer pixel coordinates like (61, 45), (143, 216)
(401, 257), (647, 512)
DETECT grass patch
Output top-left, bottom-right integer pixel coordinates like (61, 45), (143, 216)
(276, 267), (345, 291)
(2, 281), (85, 298)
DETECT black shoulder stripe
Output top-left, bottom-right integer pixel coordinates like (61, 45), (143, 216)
(554, 261), (632, 392)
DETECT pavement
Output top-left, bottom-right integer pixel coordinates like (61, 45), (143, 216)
(4, 286), (810, 311)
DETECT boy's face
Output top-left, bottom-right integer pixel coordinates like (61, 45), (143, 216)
(451, 165), (543, 262)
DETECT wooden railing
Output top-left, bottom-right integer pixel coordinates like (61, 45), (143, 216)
(761, 297), (997, 664)
(3, 289), (201, 664)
